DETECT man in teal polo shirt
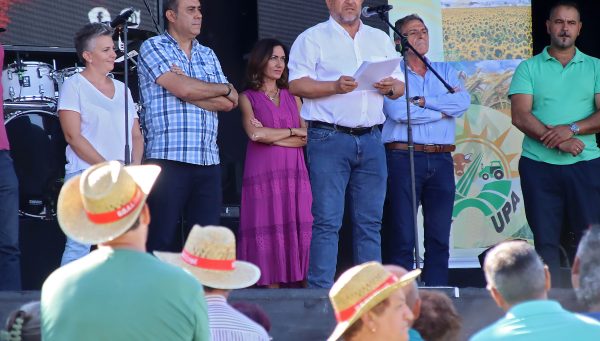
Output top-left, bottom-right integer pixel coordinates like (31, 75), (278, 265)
(471, 241), (600, 341)
(509, 1), (600, 282)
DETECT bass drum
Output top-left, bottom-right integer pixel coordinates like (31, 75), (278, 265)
(4, 109), (66, 219)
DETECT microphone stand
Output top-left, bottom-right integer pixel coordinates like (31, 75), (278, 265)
(115, 23), (133, 165)
(373, 10), (454, 275)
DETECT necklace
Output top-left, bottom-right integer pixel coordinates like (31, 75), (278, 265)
(264, 87), (280, 102)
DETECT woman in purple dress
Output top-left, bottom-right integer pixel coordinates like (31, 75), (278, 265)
(237, 39), (313, 288)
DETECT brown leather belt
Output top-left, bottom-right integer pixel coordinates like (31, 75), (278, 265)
(385, 142), (456, 153)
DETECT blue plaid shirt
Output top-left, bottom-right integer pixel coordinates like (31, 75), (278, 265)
(137, 32), (228, 165)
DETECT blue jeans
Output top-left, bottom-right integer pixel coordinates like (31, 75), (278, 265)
(0, 150), (21, 290)
(60, 170), (91, 266)
(306, 126), (387, 288)
(385, 150), (455, 286)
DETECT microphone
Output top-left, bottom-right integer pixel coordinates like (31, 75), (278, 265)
(361, 5), (393, 18)
(110, 8), (135, 28)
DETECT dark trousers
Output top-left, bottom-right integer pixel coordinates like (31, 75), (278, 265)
(519, 157), (600, 275)
(0, 150), (20, 290)
(145, 159), (222, 253)
(385, 150), (455, 286)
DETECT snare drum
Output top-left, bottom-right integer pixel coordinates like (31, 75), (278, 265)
(2, 61), (56, 103)
(4, 109), (67, 219)
(53, 66), (85, 95)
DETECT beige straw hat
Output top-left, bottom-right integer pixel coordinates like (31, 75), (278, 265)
(57, 161), (161, 244)
(154, 225), (261, 290)
(327, 262), (421, 341)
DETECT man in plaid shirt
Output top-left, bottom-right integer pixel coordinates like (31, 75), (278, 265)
(137, 0), (238, 253)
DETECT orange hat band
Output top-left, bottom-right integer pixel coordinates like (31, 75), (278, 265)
(181, 249), (235, 271)
(85, 187), (143, 224)
(335, 274), (398, 323)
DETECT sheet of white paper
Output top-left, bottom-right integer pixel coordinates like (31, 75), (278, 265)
(352, 57), (401, 91)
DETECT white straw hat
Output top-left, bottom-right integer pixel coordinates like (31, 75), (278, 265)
(57, 161), (161, 244)
(154, 225), (261, 290)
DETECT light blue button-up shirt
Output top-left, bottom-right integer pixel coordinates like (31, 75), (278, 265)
(470, 300), (600, 341)
(382, 59), (471, 144)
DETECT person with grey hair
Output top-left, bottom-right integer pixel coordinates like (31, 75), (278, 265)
(471, 240), (600, 340)
(58, 22), (144, 265)
(572, 225), (600, 320)
(383, 14), (470, 286)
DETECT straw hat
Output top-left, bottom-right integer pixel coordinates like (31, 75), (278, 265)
(327, 262), (421, 341)
(57, 161), (161, 244)
(154, 225), (261, 290)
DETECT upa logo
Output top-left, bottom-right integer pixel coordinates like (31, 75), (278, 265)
(450, 105), (530, 248)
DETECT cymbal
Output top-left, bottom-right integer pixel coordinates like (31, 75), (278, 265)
(113, 28), (157, 42)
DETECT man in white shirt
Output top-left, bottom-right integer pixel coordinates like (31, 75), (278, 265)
(288, 0), (405, 288)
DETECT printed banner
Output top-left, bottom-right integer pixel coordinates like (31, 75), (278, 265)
(389, 0), (533, 267)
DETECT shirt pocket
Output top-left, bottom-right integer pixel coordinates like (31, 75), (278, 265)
(199, 63), (219, 83)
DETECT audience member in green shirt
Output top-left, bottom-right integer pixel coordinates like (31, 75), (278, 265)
(41, 161), (210, 341)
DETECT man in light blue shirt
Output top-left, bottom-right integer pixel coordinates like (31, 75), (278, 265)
(471, 240), (600, 340)
(382, 14), (470, 285)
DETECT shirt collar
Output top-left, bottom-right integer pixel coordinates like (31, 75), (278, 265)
(542, 46), (584, 64)
(400, 56), (431, 75)
(506, 299), (563, 319)
(163, 31), (200, 50)
(327, 16), (364, 38)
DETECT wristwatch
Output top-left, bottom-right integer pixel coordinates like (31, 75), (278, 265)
(386, 87), (395, 97)
(410, 96), (422, 107)
(569, 122), (580, 135)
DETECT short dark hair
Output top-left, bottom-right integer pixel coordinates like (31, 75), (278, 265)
(124, 216), (141, 234)
(74, 23), (114, 63)
(549, 1), (580, 20)
(394, 14), (426, 37)
(163, 0), (179, 29)
(244, 38), (289, 91)
(413, 290), (462, 341)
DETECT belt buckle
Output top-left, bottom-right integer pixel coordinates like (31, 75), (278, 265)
(424, 144), (439, 153)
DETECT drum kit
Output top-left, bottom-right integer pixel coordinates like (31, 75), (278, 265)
(2, 28), (156, 220)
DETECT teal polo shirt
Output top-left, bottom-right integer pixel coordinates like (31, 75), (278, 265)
(509, 47), (600, 165)
(470, 300), (600, 341)
(408, 328), (425, 341)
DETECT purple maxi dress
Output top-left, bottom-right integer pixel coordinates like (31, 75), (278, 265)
(238, 88), (313, 286)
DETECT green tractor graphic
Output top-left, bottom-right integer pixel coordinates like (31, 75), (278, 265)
(479, 160), (504, 181)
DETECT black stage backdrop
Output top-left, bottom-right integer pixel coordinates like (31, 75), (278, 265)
(0, 0), (160, 51)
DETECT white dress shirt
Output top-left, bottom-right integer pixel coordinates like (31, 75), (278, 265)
(288, 17), (403, 128)
(206, 295), (270, 341)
